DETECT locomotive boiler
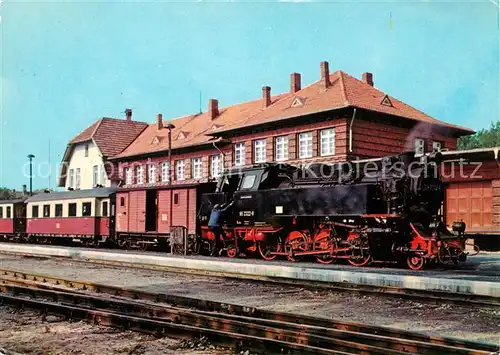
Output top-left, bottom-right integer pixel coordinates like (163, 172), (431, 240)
(197, 152), (468, 269)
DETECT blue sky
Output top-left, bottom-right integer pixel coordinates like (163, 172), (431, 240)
(0, 0), (498, 189)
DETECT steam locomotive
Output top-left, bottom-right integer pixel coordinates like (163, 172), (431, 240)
(197, 152), (468, 270)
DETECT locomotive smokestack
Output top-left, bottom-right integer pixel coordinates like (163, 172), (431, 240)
(320, 61), (330, 88)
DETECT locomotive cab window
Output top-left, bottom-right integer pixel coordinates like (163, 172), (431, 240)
(82, 202), (92, 217)
(6, 206), (11, 219)
(240, 174), (256, 190)
(43, 205), (50, 218)
(55, 204), (63, 217)
(68, 203), (77, 217)
(32, 205), (39, 218)
(102, 201), (108, 217)
(0, 207), (3, 218)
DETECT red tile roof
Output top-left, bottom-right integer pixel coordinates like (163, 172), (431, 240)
(69, 117), (148, 157)
(113, 70), (473, 160)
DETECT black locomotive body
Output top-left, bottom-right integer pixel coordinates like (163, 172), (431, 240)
(198, 152), (467, 269)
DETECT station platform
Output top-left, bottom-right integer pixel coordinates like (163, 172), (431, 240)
(0, 243), (498, 297)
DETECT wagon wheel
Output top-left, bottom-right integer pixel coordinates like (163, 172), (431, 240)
(347, 232), (372, 267)
(407, 254), (425, 270)
(258, 238), (282, 261)
(284, 231), (308, 262)
(138, 241), (149, 251)
(191, 238), (202, 255)
(117, 239), (130, 249)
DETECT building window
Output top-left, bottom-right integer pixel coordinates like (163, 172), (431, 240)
(176, 160), (185, 181)
(275, 136), (288, 162)
(234, 143), (245, 166)
(148, 164), (156, 184)
(161, 162), (170, 182)
(68, 203), (77, 217)
(414, 138), (425, 156)
(298, 132), (313, 159)
(125, 167), (133, 185)
(32, 205), (39, 218)
(6, 206), (11, 219)
(102, 201), (108, 217)
(43, 205), (50, 218)
(254, 139), (266, 163)
(69, 169), (74, 188)
(136, 165), (144, 185)
(211, 155), (222, 178)
(192, 158), (203, 179)
(0, 207), (3, 218)
(55, 204), (63, 217)
(82, 202), (92, 217)
(85, 144), (89, 157)
(432, 141), (443, 152)
(320, 128), (335, 156)
(75, 168), (81, 189)
(100, 165), (106, 185)
(173, 193), (179, 205)
(93, 165), (98, 187)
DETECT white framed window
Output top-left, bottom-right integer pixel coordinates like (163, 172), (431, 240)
(192, 158), (203, 179)
(275, 136), (288, 162)
(148, 164), (156, 184)
(84, 144), (89, 157)
(93, 165), (98, 186)
(125, 167), (133, 185)
(161, 162), (170, 182)
(176, 160), (185, 181)
(100, 165), (106, 185)
(298, 132), (313, 159)
(254, 139), (266, 163)
(320, 128), (335, 156)
(432, 141), (442, 152)
(69, 169), (74, 188)
(414, 138), (425, 156)
(75, 168), (81, 189)
(211, 155), (222, 178)
(136, 165), (144, 185)
(234, 142), (245, 166)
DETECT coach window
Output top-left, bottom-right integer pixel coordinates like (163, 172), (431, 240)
(68, 203), (77, 217)
(0, 207), (3, 218)
(102, 201), (108, 217)
(6, 206), (11, 219)
(55, 204), (63, 217)
(32, 205), (39, 218)
(82, 202), (92, 217)
(173, 193), (179, 205)
(43, 205), (50, 218)
(120, 197), (125, 207)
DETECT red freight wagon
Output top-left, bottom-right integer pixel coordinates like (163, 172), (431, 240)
(115, 182), (215, 249)
(0, 199), (26, 241)
(25, 188), (115, 245)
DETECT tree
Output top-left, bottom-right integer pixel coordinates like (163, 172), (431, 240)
(0, 188), (18, 200)
(457, 121), (500, 150)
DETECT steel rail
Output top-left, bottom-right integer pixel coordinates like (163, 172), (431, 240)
(0, 251), (498, 308)
(0, 269), (498, 354)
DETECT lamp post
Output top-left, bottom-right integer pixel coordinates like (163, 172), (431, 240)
(27, 154), (35, 196)
(165, 123), (175, 185)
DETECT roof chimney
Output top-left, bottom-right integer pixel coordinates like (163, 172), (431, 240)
(262, 86), (271, 108)
(320, 61), (330, 88)
(22, 184), (27, 196)
(290, 73), (301, 93)
(208, 99), (219, 120)
(362, 72), (374, 86)
(125, 108), (132, 121)
(156, 113), (163, 130)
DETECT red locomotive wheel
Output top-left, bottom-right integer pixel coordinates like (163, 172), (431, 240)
(407, 255), (425, 270)
(226, 245), (237, 258)
(284, 231), (308, 262)
(258, 241), (281, 261)
(347, 232), (371, 267)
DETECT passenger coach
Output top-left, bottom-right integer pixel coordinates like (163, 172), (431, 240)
(0, 199), (26, 240)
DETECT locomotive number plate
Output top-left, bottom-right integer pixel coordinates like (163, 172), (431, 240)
(239, 210), (255, 217)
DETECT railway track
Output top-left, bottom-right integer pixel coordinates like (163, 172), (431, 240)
(0, 249), (499, 308)
(0, 269), (498, 355)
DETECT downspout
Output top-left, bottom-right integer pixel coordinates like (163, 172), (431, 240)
(349, 108), (357, 154)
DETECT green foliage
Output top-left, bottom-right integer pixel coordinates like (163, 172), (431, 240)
(457, 121), (500, 150)
(0, 187), (19, 200)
